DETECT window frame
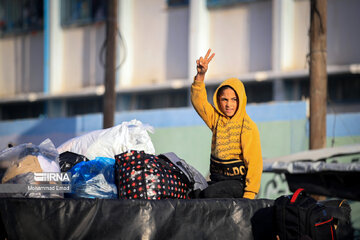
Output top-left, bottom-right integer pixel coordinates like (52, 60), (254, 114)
(207, 0), (262, 8)
(61, 0), (107, 28)
(167, 0), (189, 7)
(0, 0), (44, 38)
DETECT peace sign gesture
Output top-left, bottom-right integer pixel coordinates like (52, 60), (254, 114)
(195, 49), (215, 81)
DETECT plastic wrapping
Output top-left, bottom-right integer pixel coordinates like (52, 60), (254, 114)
(0, 139), (62, 198)
(67, 157), (117, 199)
(263, 145), (360, 200)
(59, 151), (89, 172)
(57, 119), (155, 160)
(0, 139), (59, 174)
(286, 172), (360, 200)
(264, 161), (360, 200)
(0, 198), (274, 240)
(0, 197), (354, 240)
(265, 161), (360, 174)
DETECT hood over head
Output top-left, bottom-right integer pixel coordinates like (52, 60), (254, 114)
(213, 78), (247, 121)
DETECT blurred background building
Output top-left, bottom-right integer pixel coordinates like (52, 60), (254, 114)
(0, 0), (360, 202)
(0, 0), (359, 120)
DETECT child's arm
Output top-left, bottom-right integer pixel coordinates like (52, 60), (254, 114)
(191, 49), (217, 129)
(242, 122), (263, 199)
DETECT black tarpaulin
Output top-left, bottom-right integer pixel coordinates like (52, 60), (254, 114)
(285, 172), (360, 200)
(263, 144), (360, 200)
(0, 198), (274, 240)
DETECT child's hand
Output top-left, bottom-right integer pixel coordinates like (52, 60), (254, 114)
(196, 49), (215, 80)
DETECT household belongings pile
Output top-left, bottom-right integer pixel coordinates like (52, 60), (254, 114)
(0, 138), (61, 198)
(0, 120), (207, 199)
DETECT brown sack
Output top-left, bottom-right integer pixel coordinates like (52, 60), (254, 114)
(2, 155), (43, 183)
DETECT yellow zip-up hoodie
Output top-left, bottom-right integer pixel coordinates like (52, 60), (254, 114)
(191, 77), (263, 199)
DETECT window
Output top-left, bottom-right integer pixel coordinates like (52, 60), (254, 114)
(167, 0), (189, 7)
(61, 0), (106, 27)
(244, 81), (272, 103)
(66, 97), (103, 116)
(283, 74), (360, 103)
(0, 0), (43, 37)
(328, 74), (360, 102)
(0, 101), (45, 120)
(207, 0), (260, 8)
(137, 90), (188, 110)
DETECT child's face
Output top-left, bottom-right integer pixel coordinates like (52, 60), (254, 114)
(218, 88), (238, 117)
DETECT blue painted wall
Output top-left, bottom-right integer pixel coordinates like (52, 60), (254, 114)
(1, 101), (309, 148)
(1, 101), (359, 150)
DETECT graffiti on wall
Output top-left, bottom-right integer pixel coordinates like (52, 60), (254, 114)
(261, 173), (290, 199)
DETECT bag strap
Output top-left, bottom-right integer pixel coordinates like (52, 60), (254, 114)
(339, 199), (347, 207)
(290, 188), (304, 203)
(321, 199), (351, 222)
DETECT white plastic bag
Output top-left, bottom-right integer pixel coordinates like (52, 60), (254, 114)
(56, 129), (103, 158)
(57, 119), (155, 160)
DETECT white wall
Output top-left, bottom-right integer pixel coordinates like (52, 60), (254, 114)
(208, 0), (272, 79)
(62, 24), (105, 92)
(293, 0), (310, 70)
(0, 33), (43, 97)
(1, 0), (360, 98)
(132, 0), (189, 86)
(327, 0), (360, 65)
(293, 0), (360, 70)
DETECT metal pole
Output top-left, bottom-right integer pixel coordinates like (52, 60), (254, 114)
(309, 0), (327, 149)
(103, 0), (118, 129)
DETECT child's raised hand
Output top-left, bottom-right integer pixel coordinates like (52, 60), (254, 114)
(196, 49), (215, 77)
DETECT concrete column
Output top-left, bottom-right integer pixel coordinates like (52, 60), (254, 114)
(272, 0), (295, 101)
(117, 0), (134, 88)
(188, 0), (210, 81)
(44, 0), (49, 95)
(45, 0), (65, 117)
(49, 0), (64, 94)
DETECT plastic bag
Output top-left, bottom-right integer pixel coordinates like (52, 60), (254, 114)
(59, 151), (89, 172)
(66, 157), (117, 199)
(0, 138), (62, 198)
(57, 119), (155, 160)
(0, 138), (59, 174)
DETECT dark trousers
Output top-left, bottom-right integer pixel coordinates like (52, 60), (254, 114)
(191, 180), (245, 198)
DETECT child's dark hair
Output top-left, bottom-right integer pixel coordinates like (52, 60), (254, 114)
(217, 85), (236, 98)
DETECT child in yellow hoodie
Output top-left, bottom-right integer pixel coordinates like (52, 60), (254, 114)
(191, 49), (263, 199)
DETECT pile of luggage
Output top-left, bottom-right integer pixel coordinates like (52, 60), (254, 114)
(0, 120), (207, 200)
